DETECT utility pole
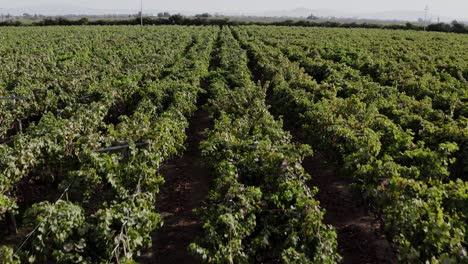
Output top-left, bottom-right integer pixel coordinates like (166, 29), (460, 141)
(140, 0), (143, 26)
(424, 5), (429, 30)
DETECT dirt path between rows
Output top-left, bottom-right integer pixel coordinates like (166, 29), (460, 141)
(139, 108), (211, 264)
(303, 151), (395, 264)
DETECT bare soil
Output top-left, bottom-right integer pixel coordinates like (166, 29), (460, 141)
(139, 109), (212, 264)
(303, 151), (396, 264)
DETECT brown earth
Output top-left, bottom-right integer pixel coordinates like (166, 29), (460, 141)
(139, 109), (212, 264)
(304, 151), (396, 264)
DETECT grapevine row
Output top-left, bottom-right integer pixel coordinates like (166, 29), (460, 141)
(0, 26), (217, 263)
(189, 27), (340, 263)
(234, 26), (467, 262)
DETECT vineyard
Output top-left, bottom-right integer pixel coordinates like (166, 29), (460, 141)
(0, 25), (467, 263)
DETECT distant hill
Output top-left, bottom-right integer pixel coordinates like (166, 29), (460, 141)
(258, 8), (465, 23)
(0, 4), (135, 16)
(352, 10), (462, 23)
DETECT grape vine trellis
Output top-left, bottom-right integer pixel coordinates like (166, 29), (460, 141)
(0, 25), (467, 263)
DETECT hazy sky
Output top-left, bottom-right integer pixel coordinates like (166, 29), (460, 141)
(1, 0), (467, 19)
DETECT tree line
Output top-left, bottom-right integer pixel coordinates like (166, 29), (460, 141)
(0, 15), (467, 34)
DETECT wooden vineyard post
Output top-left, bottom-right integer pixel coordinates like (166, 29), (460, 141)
(13, 95), (22, 133)
(5, 95), (18, 234)
(5, 204), (17, 235)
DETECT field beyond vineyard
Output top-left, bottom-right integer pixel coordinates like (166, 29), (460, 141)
(0, 25), (467, 263)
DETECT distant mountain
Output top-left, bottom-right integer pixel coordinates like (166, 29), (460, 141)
(352, 10), (461, 23)
(251, 8), (342, 18)
(261, 8), (317, 18)
(0, 4), (135, 16)
(250, 8), (465, 23)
